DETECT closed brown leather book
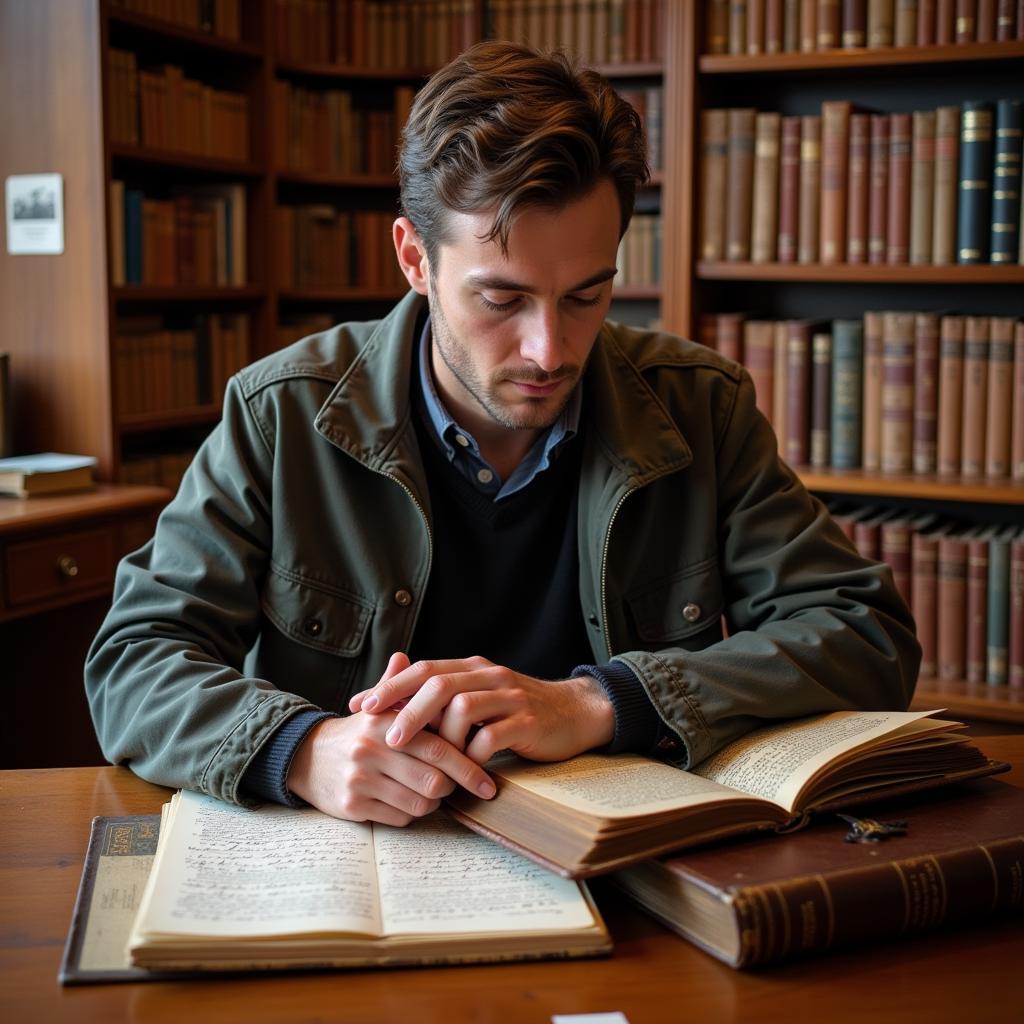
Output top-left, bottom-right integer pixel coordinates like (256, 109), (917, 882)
(773, 320), (790, 444)
(917, 0), (938, 40)
(895, 0), (919, 42)
(1012, 321), (1024, 481)
(784, 0), (802, 48)
(707, 0), (729, 52)
(937, 0), (958, 38)
(818, 0), (842, 44)
(785, 320), (813, 465)
(777, 116), (802, 261)
(881, 515), (914, 606)
(811, 331), (832, 466)
(937, 315), (966, 474)
(854, 505), (894, 560)
(726, 108), (757, 261)
(932, 105), (961, 265)
(961, 315), (990, 477)
(747, 0), (766, 52)
(716, 312), (747, 363)
(881, 310), (915, 473)
(910, 110), (936, 265)
(868, 114), (890, 263)
(765, 0), (785, 49)
(798, 115), (822, 263)
(801, 0), (818, 47)
(913, 312), (940, 473)
(912, 522), (943, 676)
(751, 112), (781, 262)
(985, 317), (1016, 478)
(862, 310), (885, 471)
(967, 526), (994, 682)
(887, 112), (912, 263)
(843, 0), (868, 44)
(996, 0), (1016, 39)
(956, 0), (977, 40)
(730, 0), (749, 52)
(744, 320), (776, 423)
(699, 109), (729, 262)
(868, 0), (895, 43)
(977, 0), (998, 37)
(1010, 530), (1024, 687)
(938, 530), (968, 679)
(821, 100), (852, 263)
(847, 113), (871, 262)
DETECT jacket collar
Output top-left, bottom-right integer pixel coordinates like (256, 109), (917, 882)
(315, 289), (692, 485)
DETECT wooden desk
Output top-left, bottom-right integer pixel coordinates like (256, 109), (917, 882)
(1, 737), (1021, 1024)
(0, 485), (169, 769)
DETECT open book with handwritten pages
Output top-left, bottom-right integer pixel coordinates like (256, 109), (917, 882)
(125, 791), (609, 972)
(446, 710), (1008, 878)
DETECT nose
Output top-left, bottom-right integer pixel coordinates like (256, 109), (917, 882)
(519, 305), (566, 373)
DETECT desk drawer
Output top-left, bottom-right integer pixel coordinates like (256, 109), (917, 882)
(4, 527), (114, 608)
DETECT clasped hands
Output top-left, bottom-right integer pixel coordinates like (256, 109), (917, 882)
(286, 651), (614, 826)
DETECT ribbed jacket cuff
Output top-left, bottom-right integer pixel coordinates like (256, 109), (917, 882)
(572, 661), (663, 754)
(240, 709), (337, 807)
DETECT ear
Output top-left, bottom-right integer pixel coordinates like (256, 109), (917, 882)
(393, 217), (430, 295)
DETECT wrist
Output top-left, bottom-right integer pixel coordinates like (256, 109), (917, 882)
(569, 675), (615, 751)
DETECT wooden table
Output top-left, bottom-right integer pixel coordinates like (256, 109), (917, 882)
(2, 738), (1022, 1024)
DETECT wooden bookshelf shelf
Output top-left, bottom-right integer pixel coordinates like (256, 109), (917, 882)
(275, 169), (400, 188)
(912, 680), (1024, 725)
(112, 285), (265, 303)
(107, 9), (263, 59)
(797, 469), (1024, 505)
(700, 41), (1024, 75)
(119, 406), (222, 434)
(274, 59), (434, 82)
(279, 287), (407, 303)
(109, 144), (263, 178)
(696, 262), (1024, 284)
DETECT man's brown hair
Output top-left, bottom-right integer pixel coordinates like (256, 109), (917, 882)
(398, 41), (649, 263)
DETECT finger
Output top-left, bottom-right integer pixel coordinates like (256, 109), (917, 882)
(405, 729), (497, 799)
(361, 657), (490, 714)
(465, 718), (528, 765)
(368, 774), (444, 819)
(350, 651), (411, 712)
(437, 690), (516, 751)
(348, 798), (419, 828)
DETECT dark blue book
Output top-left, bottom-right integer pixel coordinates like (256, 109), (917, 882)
(124, 189), (144, 285)
(956, 101), (995, 264)
(990, 99), (1022, 264)
(987, 525), (1016, 685)
(830, 319), (864, 469)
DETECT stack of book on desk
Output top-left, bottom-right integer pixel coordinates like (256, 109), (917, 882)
(62, 710), (1021, 982)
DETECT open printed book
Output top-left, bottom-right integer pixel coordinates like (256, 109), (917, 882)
(447, 710), (1006, 878)
(127, 792), (610, 972)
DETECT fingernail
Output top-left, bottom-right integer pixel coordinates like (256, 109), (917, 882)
(386, 725), (402, 745)
(477, 779), (496, 799)
(363, 696), (378, 712)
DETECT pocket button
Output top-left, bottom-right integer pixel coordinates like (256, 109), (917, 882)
(682, 602), (702, 623)
(303, 617), (323, 637)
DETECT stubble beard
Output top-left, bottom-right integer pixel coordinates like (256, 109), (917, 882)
(427, 286), (582, 432)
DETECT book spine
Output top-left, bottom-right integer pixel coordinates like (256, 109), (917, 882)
(932, 105), (961, 265)
(996, 0), (1016, 38)
(716, 313), (746, 363)
(831, 319), (864, 468)
(987, 530), (1012, 684)
(766, 0), (786, 49)
(1010, 533), (1024, 687)
(748, 0), (766, 53)
(991, 99), (1023, 264)
(843, 0), (868, 44)
(936, 0), (957, 38)
(913, 313), (940, 474)
(868, 114), (890, 264)
(821, 101), (852, 264)
(881, 311), (915, 474)
(699, 110), (729, 262)
(726, 108), (757, 261)
(918, 0), (938, 39)
(961, 315), (990, 477)
(811, 331), (833, 467)
(785, 321), (812, 465)
(938, 533), (968, 679)
(882, 518), (913, 606)
(744, 321), (776, 423)
(862, 310), (884, 471)
(778, 116), (802, 262)
(801, 0), (818, 48)
(730, 0), (749, 53)
(913, 529), (939, 676)
(868, 0), (895, 44)
(910, 110), (936, 265)
(957, 101), (995, 264)
(798, 115), (822, 263)
(731, 833), (1024, 967)
(895, 0), (920, 42)
(773, 320), (790, 445)
(1013, 321), (1024, 481)
(751, 112), (782, 262)
(937, 315), (966, 474)
(978, 0), (998, 36)
(887, 112), (912, 263)
(784, 0), (802, 48)
(707, 0), (729, 51)
(956, 0), (977, 40)
(967, 533), (990, 682)
(847, 113), (870, 263)
(818, 0), (842, 45)
(985, 317), (1015, 477)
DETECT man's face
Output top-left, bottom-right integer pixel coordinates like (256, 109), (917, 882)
(422, 178), (621, 440)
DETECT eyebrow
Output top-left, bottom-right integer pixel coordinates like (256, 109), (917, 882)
(465, 267), (618, 294)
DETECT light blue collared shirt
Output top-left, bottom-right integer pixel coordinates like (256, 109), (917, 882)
(416, 316), (582, 501)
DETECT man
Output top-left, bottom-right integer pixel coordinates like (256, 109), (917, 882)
(85, 42), (920, 826)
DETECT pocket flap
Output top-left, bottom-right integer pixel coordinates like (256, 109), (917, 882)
(627, 558), (723, 644)
(261, 564), (374, 657)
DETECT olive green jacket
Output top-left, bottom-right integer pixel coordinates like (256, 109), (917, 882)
(85, 290), (920, 804)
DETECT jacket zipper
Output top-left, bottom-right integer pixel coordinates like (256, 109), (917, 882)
(599, 485), (637, 661)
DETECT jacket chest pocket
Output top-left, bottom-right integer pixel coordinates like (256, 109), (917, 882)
(624, 557), (724, 652)
(257, 564), (375, 711)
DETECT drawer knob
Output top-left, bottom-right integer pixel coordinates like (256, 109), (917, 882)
(57, 555), (79, 579)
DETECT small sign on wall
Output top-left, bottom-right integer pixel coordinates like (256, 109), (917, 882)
(5, 173), (64, 255)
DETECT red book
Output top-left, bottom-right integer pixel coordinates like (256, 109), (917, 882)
(744, 320), (776, 423)
(886, 112), (912, 264)
(938, 530), (969, 680)
(777, 116), (802, 263)
(913, 312), (940, 474)
(846, 113), (871, 263)
(868, 115), (890, 265)
(784, 320), (813, 465)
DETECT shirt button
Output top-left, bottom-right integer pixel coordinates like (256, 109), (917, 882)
(476, 468), (494, 484)
(394, 589), (413, 607)
(455, 434), (470, 448)
(303, 617), (323, 637)
(682, 602), (702, 623)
